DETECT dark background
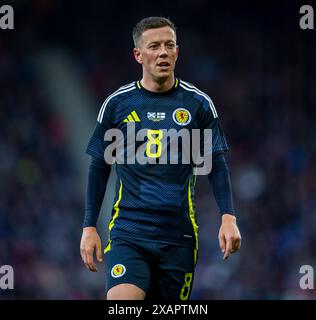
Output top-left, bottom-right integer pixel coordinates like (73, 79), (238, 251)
(0, 0), (315, 299)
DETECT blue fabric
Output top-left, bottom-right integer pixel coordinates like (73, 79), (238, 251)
(83, 157), (111, 227)
(84, 80), (233, 246)
(139, 180), (182, 208)
(208, 153), (235, 215)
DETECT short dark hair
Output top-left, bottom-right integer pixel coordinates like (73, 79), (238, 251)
(132, 16), (176, 47)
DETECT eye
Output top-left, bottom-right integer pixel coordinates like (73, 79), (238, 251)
(166, 43), (176, 49)
(149, 44), (159, 49)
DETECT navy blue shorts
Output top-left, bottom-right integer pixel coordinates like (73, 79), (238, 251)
(105, 237), (197, 300)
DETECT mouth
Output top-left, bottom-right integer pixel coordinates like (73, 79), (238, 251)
(157, 62), (170, 68)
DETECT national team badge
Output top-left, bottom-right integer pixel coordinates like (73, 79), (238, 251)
(111, 264), (126, 278)
(172, 108), (191, 126)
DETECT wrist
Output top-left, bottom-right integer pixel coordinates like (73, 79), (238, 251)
(83, 226), (97, 232)
(221, 213), (236, 223)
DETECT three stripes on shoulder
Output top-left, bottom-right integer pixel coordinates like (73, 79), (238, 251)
(97, 82), (136, 123)
(97, 80), (218, 123)
(123, 111), (140, 123)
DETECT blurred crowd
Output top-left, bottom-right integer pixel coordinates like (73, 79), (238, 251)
(0, 1), (315, 299)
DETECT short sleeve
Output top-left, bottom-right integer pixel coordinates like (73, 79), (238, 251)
(86, 98), (115, 160)
(199, 98), (229, 153)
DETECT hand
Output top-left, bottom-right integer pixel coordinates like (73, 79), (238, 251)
(80, 227), (103, 272)
(218, 214), (242, 260)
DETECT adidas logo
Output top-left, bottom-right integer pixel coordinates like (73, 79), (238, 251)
(123, 111), (141, 123)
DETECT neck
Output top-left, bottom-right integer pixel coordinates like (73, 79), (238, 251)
(140, 74), (175, 93)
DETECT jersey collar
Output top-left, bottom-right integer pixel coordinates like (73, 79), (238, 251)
(136, 78), (179, 96)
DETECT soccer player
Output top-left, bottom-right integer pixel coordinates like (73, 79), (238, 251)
(80, 17), (241, 300)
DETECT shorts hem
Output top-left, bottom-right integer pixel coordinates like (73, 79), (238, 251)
(106, 280), (148, 294)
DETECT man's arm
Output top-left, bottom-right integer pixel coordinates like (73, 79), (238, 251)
(80, 157), (111, 272)
(208, 153), (242, 260)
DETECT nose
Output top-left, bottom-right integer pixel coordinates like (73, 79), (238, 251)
(159, 45), (168, 57)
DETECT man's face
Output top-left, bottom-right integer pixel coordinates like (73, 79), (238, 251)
(134, 26), (178, 82)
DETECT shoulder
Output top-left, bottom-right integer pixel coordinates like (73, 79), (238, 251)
(178, 79), (218, 118)
(97, 81), (137, 123)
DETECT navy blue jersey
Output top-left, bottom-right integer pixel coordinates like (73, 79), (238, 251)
(86, 79), (228, 250)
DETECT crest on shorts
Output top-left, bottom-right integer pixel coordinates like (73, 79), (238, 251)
(172, 108), (191, 126)
(111, 264), (126, 278)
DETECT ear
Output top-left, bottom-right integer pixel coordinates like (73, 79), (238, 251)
(133, 48), (143, 64)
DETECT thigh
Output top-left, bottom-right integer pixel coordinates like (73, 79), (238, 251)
(156, 244), (196, 300)
(107, 283), (146, 300)
(105, 238), (151, 294)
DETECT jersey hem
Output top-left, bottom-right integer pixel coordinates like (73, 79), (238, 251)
(111, 234), (196, 249)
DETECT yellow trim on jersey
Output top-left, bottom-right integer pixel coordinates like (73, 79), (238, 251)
(123, 110), (141, 123)
(137, 79), (178, 89)
(127, 114), (134, 122)
(188, 178), (199, 264)
(104, 180), (123, 254)
(131, 111), (140, 121)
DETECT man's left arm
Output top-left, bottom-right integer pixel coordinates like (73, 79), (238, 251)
(208, 153), (242, 260)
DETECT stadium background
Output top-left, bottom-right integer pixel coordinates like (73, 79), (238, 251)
(0, 0), (315, 299)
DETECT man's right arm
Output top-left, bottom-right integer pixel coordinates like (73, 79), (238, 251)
(80, 157), (111, 272)
(81, 91), (117, 271)
(84, 157), (111, 227)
